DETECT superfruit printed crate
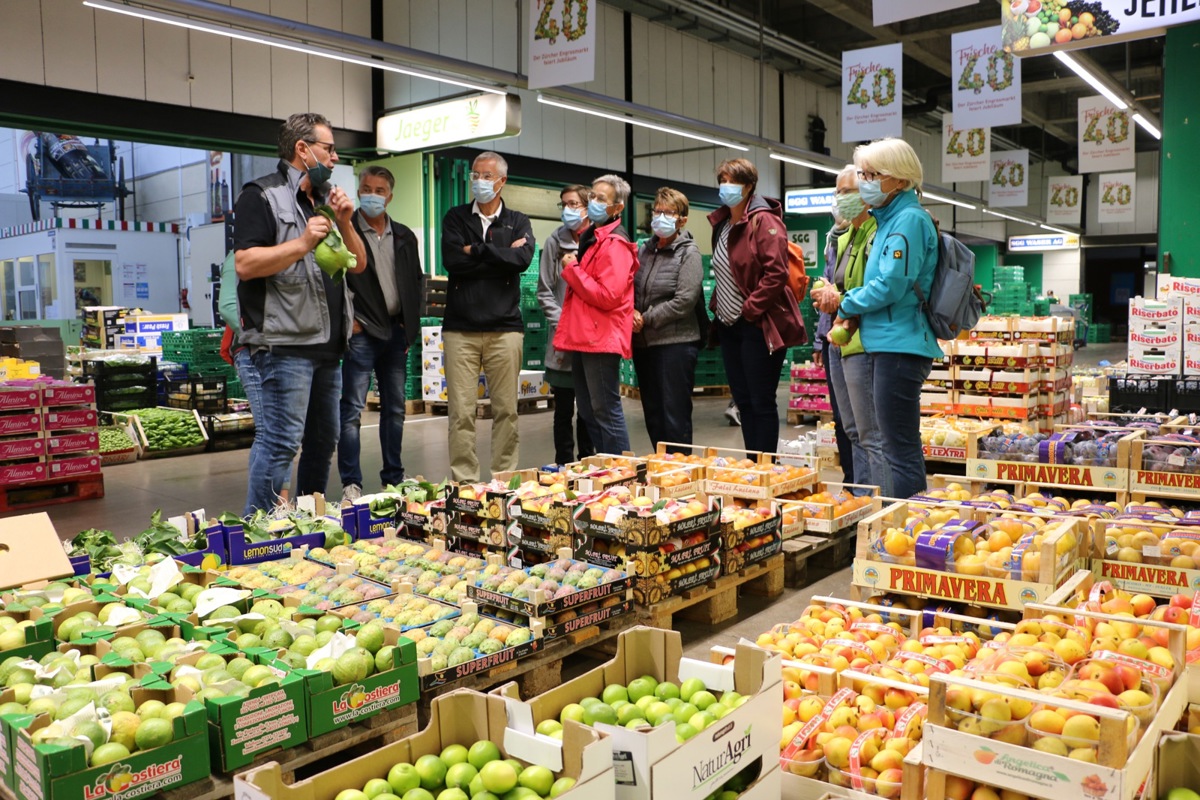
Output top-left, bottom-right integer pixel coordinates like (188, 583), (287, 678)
(850, 500), (1089, 611)
(490, 626), (782, 800)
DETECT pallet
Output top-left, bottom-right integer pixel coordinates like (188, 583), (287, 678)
(149, 703), (419, 800)
(786, 409), (834, 426)
(781, 529), (856, 589)
(633, 554), (785, 629)
(426, 396), (554, 419)
(365, 394), (425, 416)
(619, 384), (732, 400)
(0, 472), (104, 512)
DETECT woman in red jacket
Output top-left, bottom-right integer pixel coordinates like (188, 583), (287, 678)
(708, 158), (807, 454)
(554, 175), (639, 454)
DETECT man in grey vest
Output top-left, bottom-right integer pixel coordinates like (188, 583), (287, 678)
(233, 112), (366, 513)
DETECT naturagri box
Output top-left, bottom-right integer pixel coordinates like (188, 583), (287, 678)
(492, 626), (782, 800)
(236, 689), (615, 800)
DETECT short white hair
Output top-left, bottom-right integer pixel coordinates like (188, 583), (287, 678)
(473, 151), (508, 177)
(854, 138), (923, 192)
(593, 174), (630, 205)
(835, 164), (858, 190)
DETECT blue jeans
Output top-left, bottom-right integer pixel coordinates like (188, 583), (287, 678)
(870, 352), (932, 499)
(233, 346), (274, 491)
(338, 324), (408, 489)
(719, 320), (787, 454)
(828, 347), (892, 497)
(822, 353), (854, 484)
(572, 352), (630, 454)
(632, 342), (698, 451)
(244, 351), (342, 514)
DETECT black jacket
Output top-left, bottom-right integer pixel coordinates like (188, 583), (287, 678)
(349, 212), (424, 342)
(440, 201), (535, 332)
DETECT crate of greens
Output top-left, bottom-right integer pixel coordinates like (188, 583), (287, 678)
(112, 407), (208, 458)
(98, 425), (138, 465)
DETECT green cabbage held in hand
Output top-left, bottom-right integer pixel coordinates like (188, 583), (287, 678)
(313, 206), (357, 282)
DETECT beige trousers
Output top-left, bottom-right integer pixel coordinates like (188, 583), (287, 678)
(443, 330), (523, 481)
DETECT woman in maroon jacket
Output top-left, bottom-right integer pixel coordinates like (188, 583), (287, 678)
(707, 158), (807, 454)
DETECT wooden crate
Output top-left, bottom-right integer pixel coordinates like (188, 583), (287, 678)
(633, 554), (784, 628)
(1128, 436), (1200, 502)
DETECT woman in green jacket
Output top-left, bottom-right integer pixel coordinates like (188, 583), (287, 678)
(813, 166), (888, 496)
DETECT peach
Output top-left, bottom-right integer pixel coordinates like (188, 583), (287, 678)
(875, 768), (904, 800)
(1028, 709), (1065, 735)
(870, 748), (904, 773)
(944, 775), (975, 800)
(1061, 715), (1100, 744)
(824, 736), (853, 769)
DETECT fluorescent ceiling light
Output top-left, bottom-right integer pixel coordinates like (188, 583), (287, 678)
(1040, 224), (1075, 235)
(768, 153), (841, 175)
(84, 0), (505, 95)
(1054, 51), (1127, 110)
(1133, 113), (1162, 140)
(922, 191), (976, 210)
(537, 95), (748, 151)
(982, 208), (1027, 223)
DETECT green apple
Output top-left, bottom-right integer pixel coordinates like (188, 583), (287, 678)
(560, 704), (586, 725)
(654, 682), (680, 701)
(536, 720), (563, 737)
(679, 678), (706, 702)
(627, 677), (657, 703)
(601, 684), (629, 706)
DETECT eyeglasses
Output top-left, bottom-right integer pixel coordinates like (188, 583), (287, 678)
(470, 171), (503, 182)
(306, 139), (337, 155)
(857, 170), (886, 181)
(558, 201), (585, 210)
(651, 209), (680, 218)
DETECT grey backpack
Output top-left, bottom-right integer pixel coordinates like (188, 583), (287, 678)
(914, 229), (986, 340)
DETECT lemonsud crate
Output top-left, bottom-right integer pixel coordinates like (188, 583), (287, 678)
(236, 689), (615, 800)
(492, 626), (781, 800)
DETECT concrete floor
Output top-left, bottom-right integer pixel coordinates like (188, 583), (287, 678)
(41, 339), (1125, 660)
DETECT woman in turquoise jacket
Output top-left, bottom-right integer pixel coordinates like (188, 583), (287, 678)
(828, 138), (943, 498)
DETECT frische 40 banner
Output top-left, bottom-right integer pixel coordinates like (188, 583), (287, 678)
(1077, 96), (1135, 174)
(1097, 171), (1136, 224)
(952, 26), (1022, 128)
(941, 113), (991, 183)
(841, 44), (903, 143)
(1046, 175), (1083, 226)
(528, 0), (597, 90)
(989, 150), (1029, 208)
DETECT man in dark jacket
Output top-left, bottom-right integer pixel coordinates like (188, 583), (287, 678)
(337, 166), (424, 500)
(440, 151), (535, 481)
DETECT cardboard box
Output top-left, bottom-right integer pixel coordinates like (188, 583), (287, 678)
(0, 461), (47, 486)
(0, 512), (74, 591)
(45, 430), (99, 456)
(116, 332), (163, 352)
(422, 351), (445, 374)
(82, 306), (126, 327)
(0, 437), (45, 462)
(48, 455), (101, 480)
(39, 382), (95, 408)
(1130, 295), (1183, 327)
(1126, 343), (1181, 375)
(42, 408), (98, 432)
(423, 376), (448, 402)
(12, 686), (209, 800)
(123, 313), (189, 334)
(256, 625), (419, 737)
(237, 689), (615, 800)
(0, 413), (42, 438)
(1129, 323), (1183, 349)
(422, 325), (444, 350)
(0, 387), (41, 412)
(493, 628), (781, 800)
(519, 370), (548, 399)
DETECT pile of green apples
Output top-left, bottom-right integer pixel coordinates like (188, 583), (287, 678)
(544, 676), (749, 744)
(331, 740), (576, 800)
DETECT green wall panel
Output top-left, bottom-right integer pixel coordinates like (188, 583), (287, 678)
(1161, 23), (1200, 278)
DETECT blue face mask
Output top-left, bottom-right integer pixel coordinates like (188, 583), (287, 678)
(359, 194), (387, 218)
(650, 214), (678, 239)
(561, 206), (586, 231)
(718, 183), (744, 207)
(472, 179), (497, 204)
(587, 198), (611, 225)
(858, 179), (889, 208)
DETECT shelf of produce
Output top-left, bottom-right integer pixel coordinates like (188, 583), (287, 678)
(965, 457), (1129, 499)
(1128, 437), (1200, 502)
(630, 553), (785, 629)
(919, 418), (998, 463)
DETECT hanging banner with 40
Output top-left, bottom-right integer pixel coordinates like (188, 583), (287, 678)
(1077, 95), (1134, 173)
(952, 26), (1022, 128)
(942, 113), (991, 183)
(1098, 171), (1136, 224)
(989, 149), (1030, 208)
(1046, 175), (1083, 225)
(841, 43), (904, 142)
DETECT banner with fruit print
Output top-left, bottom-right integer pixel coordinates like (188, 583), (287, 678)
(1003, 0), (1200, 56)
(952, 26), (1022, 128)
(1077, 95), (1135, 173)
(942, 113), (991, 183)
(988, 150), (1029, 208)
(528, 0), (596, 90)
(1097, 171), (1136, 224)
(841, 44), (903, 142)
(1046, 174), (1083, 225)
(874, 0), (979, 26)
